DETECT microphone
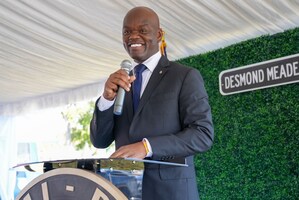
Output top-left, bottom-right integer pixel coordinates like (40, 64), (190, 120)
(113, 59), (132, 115)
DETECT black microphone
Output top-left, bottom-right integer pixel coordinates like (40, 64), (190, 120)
(113, 59), (132, 115)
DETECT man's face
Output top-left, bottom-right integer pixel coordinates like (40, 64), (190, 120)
(122, 10), (162, 63)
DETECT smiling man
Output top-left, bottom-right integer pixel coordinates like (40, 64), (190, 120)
(90, 6), (214, 200)
(122, 7), (162, 63)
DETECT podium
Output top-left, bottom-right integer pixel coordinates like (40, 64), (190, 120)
(14, 158), (187, 200)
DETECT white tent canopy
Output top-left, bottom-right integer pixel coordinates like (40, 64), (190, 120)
(1, 0), (299, 115)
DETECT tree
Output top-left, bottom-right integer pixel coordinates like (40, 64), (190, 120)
(61, 100), (115, 156)
(61, 101), (94, 150)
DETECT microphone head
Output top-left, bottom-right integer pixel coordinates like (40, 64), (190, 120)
(120, 59), (132, 72)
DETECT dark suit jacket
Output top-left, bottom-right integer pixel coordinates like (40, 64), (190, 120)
(90, 56), (214, 200)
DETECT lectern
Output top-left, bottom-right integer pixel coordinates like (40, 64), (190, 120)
(14, 158), (187, 200)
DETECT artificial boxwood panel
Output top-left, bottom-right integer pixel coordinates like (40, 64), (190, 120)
(178, 28), (299, 199)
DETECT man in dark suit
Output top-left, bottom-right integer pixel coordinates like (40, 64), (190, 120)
(90, 6), (214, 200)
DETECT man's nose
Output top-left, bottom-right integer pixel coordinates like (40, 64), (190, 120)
(129, 31), (141, 39)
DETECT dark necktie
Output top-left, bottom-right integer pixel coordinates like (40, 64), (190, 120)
(133, 64), (147, 113)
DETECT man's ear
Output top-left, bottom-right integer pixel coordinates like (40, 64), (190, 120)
(157, 28), (163, 42)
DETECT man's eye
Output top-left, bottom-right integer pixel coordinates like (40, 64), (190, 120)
(123, 30), (130, 36)
(140, 29), (147, 34)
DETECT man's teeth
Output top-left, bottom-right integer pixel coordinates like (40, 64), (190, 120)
(131, 44), (142, 47)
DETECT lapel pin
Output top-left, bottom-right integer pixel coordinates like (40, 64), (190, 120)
(159, 70), (163, 74)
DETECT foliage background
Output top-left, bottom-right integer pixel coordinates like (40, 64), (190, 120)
(177, 28), (299, 199)
(62, 102), (94, 150)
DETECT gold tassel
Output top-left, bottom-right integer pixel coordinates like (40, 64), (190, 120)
(160, 31), (167, 57)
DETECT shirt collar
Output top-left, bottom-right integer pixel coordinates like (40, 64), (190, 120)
(133, 51), (161, 72)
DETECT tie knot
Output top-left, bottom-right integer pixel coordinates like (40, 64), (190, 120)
(135, 64), (147, 74)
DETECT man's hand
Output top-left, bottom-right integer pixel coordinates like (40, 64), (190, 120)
(110, 141), (147, 159)
(103, 69), (135, 101)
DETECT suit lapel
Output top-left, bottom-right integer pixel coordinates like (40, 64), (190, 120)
(134, 56), (170, 117)
(125, 89), (134, 122)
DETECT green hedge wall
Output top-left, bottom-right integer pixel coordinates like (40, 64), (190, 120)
(178, 28), (299, 199)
